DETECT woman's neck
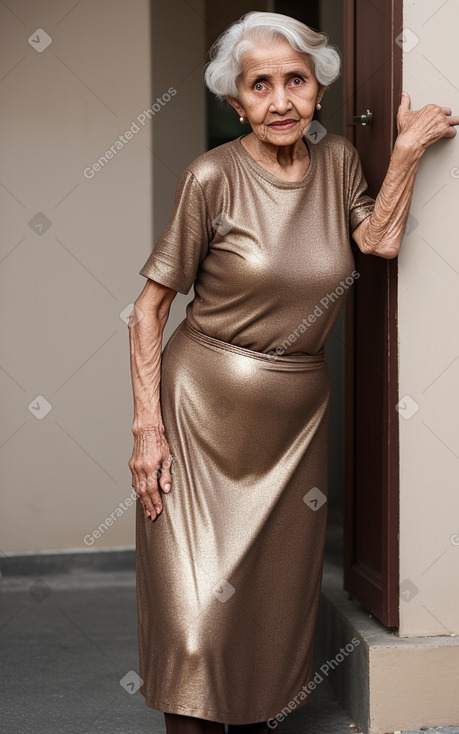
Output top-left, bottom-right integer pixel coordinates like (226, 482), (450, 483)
(241, 132), (310, 180)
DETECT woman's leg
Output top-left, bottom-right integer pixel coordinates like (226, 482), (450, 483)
(164, 713), (225, 734)
(228, 722), (269, 734)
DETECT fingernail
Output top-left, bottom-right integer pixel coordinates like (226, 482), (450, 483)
(164, 483), (171, 492)
(156, 506), (162, 514)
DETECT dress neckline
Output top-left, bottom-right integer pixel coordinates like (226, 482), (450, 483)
(233, 134), (316, 189)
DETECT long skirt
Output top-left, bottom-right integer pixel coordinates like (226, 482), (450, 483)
(135, 318), (331, 724)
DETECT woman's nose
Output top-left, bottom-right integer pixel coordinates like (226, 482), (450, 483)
(269, 88), (292, 113)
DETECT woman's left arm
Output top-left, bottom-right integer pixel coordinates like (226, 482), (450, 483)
(352, 91), (459, 259)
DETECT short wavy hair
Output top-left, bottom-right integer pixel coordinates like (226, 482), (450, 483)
(204, 11), (341, 101)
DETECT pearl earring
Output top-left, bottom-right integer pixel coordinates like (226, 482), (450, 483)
(239, 115), (246, 124)
(316, 103), (322, 111)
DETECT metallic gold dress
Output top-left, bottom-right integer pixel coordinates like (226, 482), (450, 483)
(135, 133), (374, 724)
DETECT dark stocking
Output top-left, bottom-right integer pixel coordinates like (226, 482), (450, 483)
(164, 713), (225, 734)
(228, 722), (270, 734)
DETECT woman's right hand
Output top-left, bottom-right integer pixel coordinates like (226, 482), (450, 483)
(129, 428), (174, 520)
(127, 278), (177, 520)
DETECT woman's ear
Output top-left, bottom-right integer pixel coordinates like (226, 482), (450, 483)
(317, 85), (327, 106)
(225, 95), (245, 118)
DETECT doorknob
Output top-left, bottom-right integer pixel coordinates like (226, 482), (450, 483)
(352, 109), (373, 126)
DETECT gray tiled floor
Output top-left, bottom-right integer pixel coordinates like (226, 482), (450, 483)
(1, 568), (458, 734)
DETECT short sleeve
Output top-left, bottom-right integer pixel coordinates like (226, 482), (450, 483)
(139, 168), (212, 295)
(346, 144), (375, 233)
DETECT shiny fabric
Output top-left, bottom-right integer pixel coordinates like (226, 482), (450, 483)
(139, 134), (375, 356)
(136, 320), (330, 723)
(136, 133), (375, 723)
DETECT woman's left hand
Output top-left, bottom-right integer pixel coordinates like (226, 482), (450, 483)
(396, 91), (459, 157)
(353, 91), (458, 259)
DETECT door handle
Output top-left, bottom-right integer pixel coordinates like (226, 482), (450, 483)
(352, 109), (373, 126)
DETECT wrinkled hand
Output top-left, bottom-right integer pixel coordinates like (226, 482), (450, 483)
(129, 429), (173, 520)
(396, 91), (459, 155)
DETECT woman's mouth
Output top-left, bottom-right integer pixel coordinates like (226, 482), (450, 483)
(268, 119), (298, 130)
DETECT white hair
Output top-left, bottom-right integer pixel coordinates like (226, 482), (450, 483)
(204, 11), (341, 101)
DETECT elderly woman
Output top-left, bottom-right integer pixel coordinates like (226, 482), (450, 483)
(128, 10), (457, 734)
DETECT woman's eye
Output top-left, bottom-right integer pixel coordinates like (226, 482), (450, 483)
(292, 77), (303, 86)
(254, 82), (264, 91)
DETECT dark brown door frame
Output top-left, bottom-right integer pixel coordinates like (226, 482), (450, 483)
(343, 0), (402, 628)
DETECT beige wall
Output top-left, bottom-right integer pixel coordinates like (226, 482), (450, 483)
(0, 0), (205, 552)
(152, 1), (206, 346)
(399, 0), (459, 636)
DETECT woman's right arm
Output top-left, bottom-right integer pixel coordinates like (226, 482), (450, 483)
(128, 278), (177, 520)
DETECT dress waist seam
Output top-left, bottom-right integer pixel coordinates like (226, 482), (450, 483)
(181, 318), (325, 367)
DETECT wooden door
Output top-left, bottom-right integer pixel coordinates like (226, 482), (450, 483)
(343, 0), (402, 628)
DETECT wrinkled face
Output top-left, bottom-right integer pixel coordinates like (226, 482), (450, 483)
(227, 37), (325, 146)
